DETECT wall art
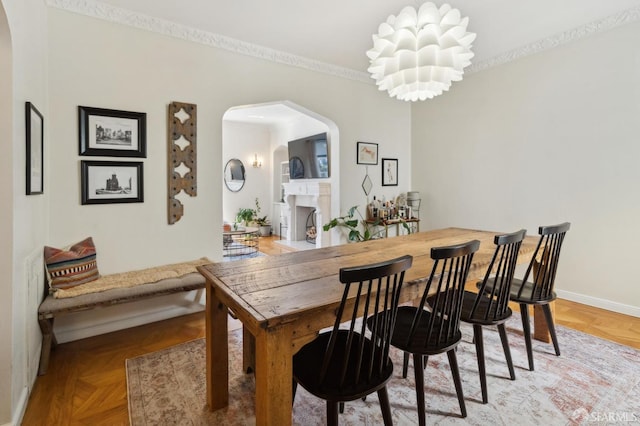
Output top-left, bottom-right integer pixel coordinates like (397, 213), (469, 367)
(357, 141), (378, 165)
(382, 158), (398, 186)
(79, 106), (146, 157)
(81, 160), (144, 204)
(26, 102), (44, 195)
(167, 101), (197, 224)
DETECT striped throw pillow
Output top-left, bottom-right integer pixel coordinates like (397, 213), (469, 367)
(44, 237), (100, 292)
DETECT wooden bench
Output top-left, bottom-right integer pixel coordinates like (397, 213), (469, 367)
(37, 271), (205, 375)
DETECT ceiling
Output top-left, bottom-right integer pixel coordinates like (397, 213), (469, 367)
(94, 0), (640, 123)
(95, 0), (640, 72)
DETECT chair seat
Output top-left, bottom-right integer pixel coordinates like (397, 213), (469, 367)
(460, 291), (512, 325)
(508, 278), (557, 304)
(481, 278), (557, 305)
(293, 330), (393, 402)
(382, 306), (462, 354)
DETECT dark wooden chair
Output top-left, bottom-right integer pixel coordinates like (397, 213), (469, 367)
(461, 229), (526, 403)
(506, 222), (570, 371)
(371, 240), (480, 425)
(292, 255), (413, 425)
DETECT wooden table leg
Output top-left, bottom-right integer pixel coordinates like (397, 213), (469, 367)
(243, 326), (256, 373)
(206, 285), (229, 410)
(533, 302), (554, 343)
(255, 324), (293, 426)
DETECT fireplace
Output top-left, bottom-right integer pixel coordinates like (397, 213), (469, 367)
(293, 206), (316, 243)
(282, 182), (331, 248)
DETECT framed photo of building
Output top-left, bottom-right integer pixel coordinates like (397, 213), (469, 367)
(26, 102), (44, 195)
(81, 160), (144, 205)
(382, 158), (398, 186)
(79, 106), (146, 157)
(357, 142), (378, 165)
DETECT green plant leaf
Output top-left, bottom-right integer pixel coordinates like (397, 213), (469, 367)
(348, 230), (361, 241)
(345, 219), (358, 228)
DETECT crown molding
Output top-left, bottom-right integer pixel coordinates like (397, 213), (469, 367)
(48, 0), (640, 80)
(469, 6), (640, 74)
(45, 0), (373, 84)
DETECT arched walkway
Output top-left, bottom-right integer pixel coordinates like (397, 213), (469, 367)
(221, 100), (340, 246)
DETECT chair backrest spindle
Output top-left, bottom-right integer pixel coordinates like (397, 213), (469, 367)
(516, 223), (570, 301)
(318, 255), (413, 389)
(406, 240), (480, 350)
(473, 229), (527, 321)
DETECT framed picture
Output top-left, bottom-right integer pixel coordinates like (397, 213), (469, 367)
(26, 102), (44, 195)
(382, 158), (398, 186)
(357, 142), (378, 165)
(79, 106), (146, 157)
(81, 160), (144, 205)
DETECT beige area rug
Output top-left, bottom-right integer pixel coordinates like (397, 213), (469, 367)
(127, 319), (640, 425)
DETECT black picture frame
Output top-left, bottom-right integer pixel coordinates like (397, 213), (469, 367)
(26, 102), (44, 195)
(81, 160), (144, 205)
(382, 158), (398, 186)
(79, 106), (146, 157)
(357, 142), (378, 165)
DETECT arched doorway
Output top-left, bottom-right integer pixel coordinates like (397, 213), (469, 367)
(222, 101), (340, 248)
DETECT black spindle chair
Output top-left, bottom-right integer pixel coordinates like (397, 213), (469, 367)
(460, 229), (526, 403)
(292, 255), (413, 426)
(370, 240), (480, 425)
(506, 222), (570, 371)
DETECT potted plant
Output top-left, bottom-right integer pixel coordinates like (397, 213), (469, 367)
(235, 207), (255, 229)
(323, 205), (410, 242)
(323, 206), (380, 242)
(254, 198), (271, 237)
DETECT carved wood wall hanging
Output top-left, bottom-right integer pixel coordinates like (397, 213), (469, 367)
(167, 101), (197, 224)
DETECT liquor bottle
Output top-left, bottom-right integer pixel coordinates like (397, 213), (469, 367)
(372, 196), (378, 219)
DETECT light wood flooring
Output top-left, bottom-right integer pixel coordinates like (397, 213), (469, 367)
(22, 236), (640, 425)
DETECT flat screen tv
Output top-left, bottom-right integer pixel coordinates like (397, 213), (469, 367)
(288, 132), (330, 179)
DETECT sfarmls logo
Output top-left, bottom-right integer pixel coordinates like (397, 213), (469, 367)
(572, 408), (638, 423)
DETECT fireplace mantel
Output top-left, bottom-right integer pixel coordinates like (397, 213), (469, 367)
(282, 182), (331, 248)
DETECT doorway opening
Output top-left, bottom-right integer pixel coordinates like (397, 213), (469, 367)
(221, 101), (340, 248)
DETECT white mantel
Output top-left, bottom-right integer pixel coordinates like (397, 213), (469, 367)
(282, 181), (331, 248)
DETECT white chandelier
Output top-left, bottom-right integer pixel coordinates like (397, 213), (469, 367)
(367, 2), (476, 102)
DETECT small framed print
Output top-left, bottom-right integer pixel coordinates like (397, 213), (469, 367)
(26, 102), (44, 195)
(357, 142), (378, 165)
(81, 160), (144, 205)
(382, 158), (398, 186)
(79, 106), (146, 157)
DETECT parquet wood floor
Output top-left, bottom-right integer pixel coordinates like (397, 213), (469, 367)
(21, 236), (640, 425)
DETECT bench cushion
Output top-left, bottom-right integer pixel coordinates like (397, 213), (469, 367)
(52, 258), (210, 299)
(38, 272), (205, 317)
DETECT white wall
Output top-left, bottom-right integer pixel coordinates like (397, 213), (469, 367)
(43, 8), (410, 341)
(222, 122), (272, 224)
(0, 5), (12, 423)
(412, 21), (640, 315)
(2, 0), (50, 423)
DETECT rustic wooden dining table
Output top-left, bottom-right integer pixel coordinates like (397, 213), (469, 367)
(197, 227), (540, 425)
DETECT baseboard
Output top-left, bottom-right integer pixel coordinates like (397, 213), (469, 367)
(54, 292), (205, 343)
(557, 289), (640, 317)
(8, 385), (29, 426)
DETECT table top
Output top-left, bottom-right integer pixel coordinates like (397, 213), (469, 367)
(198, 227), (538, 334)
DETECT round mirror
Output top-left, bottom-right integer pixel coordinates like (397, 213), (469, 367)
(224, 159), (245, 192)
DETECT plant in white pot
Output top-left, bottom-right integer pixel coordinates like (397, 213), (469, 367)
(254, 198), (271, 237)
(235, 207), (255, 230)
